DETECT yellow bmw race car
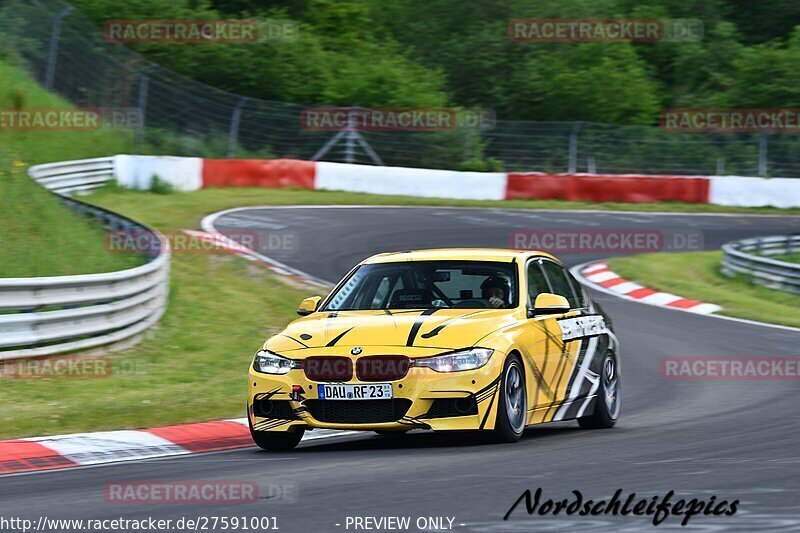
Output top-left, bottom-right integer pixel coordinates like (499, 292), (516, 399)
(247, 249), (620, 450)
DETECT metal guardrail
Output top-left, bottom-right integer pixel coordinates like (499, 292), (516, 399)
(721, 235), (800, 294)
(28, 156), (115, 195)
(0, 159), (169, 360)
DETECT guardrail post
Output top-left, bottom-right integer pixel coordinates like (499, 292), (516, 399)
(44, 6), (74, 90)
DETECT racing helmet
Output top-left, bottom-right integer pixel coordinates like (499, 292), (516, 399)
(480, 275), (511, 305)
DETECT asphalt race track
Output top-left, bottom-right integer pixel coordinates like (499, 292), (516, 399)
(3, 206), (800, 532)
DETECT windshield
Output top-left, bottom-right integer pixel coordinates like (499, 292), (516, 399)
(323, 261), (518, 311)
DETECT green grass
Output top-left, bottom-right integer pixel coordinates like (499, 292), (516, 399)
(773, 252), (800, 264)
(0, 60), (138, 165)
(608, 251), (800, 328)
(0, 58), (145, 277)
(84, 185), (800, 217)
(0, 157), (144, 277)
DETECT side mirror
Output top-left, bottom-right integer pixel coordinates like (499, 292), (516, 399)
(297, 296), (322, 316)
(529, 293), (570, 318)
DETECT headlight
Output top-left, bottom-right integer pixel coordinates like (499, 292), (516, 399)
(414, 348), (493, 372)
(253, 350), (300, 375)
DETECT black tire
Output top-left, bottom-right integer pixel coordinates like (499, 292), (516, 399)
(249, 418), (304, 451)
(578, 351), (620, 429)
(487, 354), (527, 443)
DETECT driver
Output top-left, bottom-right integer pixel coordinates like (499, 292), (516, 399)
(481, 276), (510, 308)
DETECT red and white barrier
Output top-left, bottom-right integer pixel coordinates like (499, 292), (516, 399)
(507, 172), (711, 204)
(114, 155), (202, 192)
(315, 161), (508, 200)
(108, 156), (800, 208)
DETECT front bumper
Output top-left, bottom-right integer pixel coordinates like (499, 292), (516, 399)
(247, 347), (505, 432)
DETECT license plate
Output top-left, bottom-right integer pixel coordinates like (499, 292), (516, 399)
(318, 383), (393, 400)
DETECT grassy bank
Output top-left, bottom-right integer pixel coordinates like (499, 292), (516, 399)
(0, 58), (144, 277)
(0, 158), (144, 277)
(608, 251), (800, 328)
(0, 60), (137, 165)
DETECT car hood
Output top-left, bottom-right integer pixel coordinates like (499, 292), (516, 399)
(265, 308), (518, 353)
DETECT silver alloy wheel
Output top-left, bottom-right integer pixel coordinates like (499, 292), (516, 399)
(603, 354), (620, 419)
(504, 362), (526, 433)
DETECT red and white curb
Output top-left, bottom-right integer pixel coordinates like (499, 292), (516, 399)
(0, 419), (357, 476)
(182, 229), (332, 288)
(576, 262), (722, 315)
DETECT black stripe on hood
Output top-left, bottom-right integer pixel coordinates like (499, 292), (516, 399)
(406, 308), (439, 346)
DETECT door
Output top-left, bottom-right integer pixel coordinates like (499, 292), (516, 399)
(517, 259), (575, 423)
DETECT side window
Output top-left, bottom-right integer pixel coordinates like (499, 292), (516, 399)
(371, 276), (393, 307)
(567, 272), (587, 308)
(541, 261), (579, 308)
(527, 261), (550, 306)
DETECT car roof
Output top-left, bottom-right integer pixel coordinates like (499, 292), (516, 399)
(362, 248), (559, 264)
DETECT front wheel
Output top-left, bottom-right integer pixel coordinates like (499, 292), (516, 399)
(488, 354), (527, 443)
(249, 418), (304, 451)
(578, 351), (620, 429)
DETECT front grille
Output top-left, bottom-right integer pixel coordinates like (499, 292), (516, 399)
(305, 399), (412, 424)
(304, 356), (353, 381)
(355, 355), (411, 381)
(425, 397), (478, 418)
(254, 399), (298, 420)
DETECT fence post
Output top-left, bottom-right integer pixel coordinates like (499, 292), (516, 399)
(758, 131), (768, 177)
(463, 128), (473, 163)
(716, 157), (725, 175)
(227, 97), (247, 158)
(345, 106), (357, 164)
(135, 65), (154, 144)
(587, 156), (596, 174)
(44, 6), (74, 90)
(568, 121), (581, 173)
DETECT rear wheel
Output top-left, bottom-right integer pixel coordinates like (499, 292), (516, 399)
(249, 417), (304, 451)
(578, 351), (620, 429)
(488, 354), (527, 443)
